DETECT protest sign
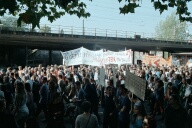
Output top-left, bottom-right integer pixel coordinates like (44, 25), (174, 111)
(99, 68), (105, 87)
(125, 71), (146, 101)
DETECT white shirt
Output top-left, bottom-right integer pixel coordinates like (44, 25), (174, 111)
(185, 85), (192, 97)
(94, 72), (98, 81)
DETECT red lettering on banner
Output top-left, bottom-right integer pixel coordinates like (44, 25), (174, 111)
(154, 59), (160, 67)
(108, 57), (116, 62)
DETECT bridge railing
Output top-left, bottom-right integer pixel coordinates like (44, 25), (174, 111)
(0, 24), (191, 44)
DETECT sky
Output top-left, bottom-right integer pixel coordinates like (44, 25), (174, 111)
(39, 0), (192, 38)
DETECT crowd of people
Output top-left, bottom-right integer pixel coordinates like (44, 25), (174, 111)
(0, 64), (192, 128)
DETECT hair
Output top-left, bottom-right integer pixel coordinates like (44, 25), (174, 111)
(75, 81), (81, 86)
(157, 80), (164, 87)
(167, 82), (172, 87)
(59, 74), (63, 79)
(84, 78), (90, 84)
(49, 80), (57, 91)
(171, 86), (178, 94)
(81, 101), (91, 113)
(16, 82), (25, 93)
(186, 79), (191, 85)
(119, 84), (125, 90)
(170, 94), (180, 104)
(43, 77), (47, 83)
(14, 73), (19, 78)
(3, 76), (9, 83)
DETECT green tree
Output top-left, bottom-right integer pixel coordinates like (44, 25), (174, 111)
(40, 25), (51, 33)
(0, 16), (29, 31)
(155, 12), (187, 41)
(0, 0), (191, 29)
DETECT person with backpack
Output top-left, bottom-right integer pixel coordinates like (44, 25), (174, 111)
(75, 101), (99, 128)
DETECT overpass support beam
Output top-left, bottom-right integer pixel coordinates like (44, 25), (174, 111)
(49, 50), (52, 65)
(132, 51), (135, 65)
(162, 51), (165, 58)
(25, 46), (28, 66)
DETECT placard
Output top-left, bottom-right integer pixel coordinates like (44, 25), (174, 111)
(125, 71), (146, 101)
(99, 68), (105, 87)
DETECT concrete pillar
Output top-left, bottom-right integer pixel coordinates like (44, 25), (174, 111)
(154, 51), (157, 56)
(132, 50), (135, 65)
(93, 45), (97, 50)
(25, 46), (28, 66)
(49, 49), (52, 65)
(162, 51), (165, 58)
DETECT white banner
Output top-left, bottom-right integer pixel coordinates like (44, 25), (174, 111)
(82, 48), (103, 66)
(61, 47), (82, 66)
(103, 50), (132, 65)
(61, 47), (132, 66)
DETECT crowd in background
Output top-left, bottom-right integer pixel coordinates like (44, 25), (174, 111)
(0, 64), (192, 128)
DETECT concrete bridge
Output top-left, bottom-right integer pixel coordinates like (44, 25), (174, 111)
(0, 30), (191, 52)
(0, 30), (191, 66)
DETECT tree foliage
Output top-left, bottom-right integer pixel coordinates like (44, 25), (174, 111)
(0, 0), (91, 29)
(0, 16), (28, 31)
(155, 12), (187, 41)
(40, 25), (51, 33)
(118, 0), (192, 22)
(0, 0), (191, 29)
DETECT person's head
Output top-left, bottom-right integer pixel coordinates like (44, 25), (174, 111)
(182, 77), (186, 84)
(58, 74), (63, 79)
(149, 76), (154, 83)
(43, 77), (47, 83)
(3, 76), (9, 83)
(83, 78), (90, 85)
(68, 78), (73, 83)
(157, 80), (164, 88)
(133, 102), (142, 115)
(118, 84), (127, 95)
(142, 116), (156, 128)
(49, 80), (57, 91)
(75, 81), (81, 89)
(81, 101), (91, 113)
(16, 82), (25, 93)
(14, 73), (19, 79)
(170, 86), (178, 94)
(106, 86), (112, 95)
(107, 80), (110, 86)
(163, 77), (168, 82)
(168, 94), (180, 106)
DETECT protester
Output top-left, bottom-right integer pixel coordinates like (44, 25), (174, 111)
(0, 98), (18, 128)
(14, 82), (29, 128)
(75, 101), (99, 128)
(1, 63), (192, 128)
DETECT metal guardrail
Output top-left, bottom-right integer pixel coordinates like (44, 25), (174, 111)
(0, 24), (191, 45)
